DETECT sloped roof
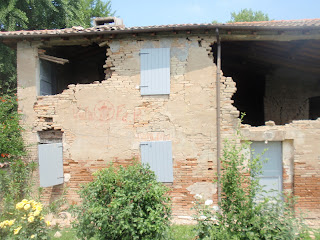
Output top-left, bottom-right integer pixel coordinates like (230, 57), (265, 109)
(226, 18), (320, 27)
(0, 19), (319, 39)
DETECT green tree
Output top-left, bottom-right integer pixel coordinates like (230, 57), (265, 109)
(0, 0), (113, 94)
(229, 8), (271, 23)
(81, 0), (115, 27)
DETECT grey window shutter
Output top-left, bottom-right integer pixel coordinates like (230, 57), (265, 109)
(38, 143), (64, 187)
(140, 48), (170, 95)
(40, 60), (53, 96)
(140, 141), (173, 182)
(251, 141), (283, 198)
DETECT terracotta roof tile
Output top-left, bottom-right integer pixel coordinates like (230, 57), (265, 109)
(0, 19), (319, 38)
(225, 19), (320, 27)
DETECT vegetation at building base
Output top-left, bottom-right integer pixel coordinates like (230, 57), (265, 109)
(0, 95), (49, 240)
(0, 199), (50, 240)
(193, 131), (317, 240)
(0, 0), (114, 95)
(0, 95), (25, 161)
(47, 225), (195, 240)
(73, 163), (172, 240)
(0, 94), (37, 219)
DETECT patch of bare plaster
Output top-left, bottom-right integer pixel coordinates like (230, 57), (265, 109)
(187, 182), (217, 200)
(109, 41), (120, 53)
(141, 41), (155, 49)
(159, 38), (172, 48)
(283, 140), (294, 185)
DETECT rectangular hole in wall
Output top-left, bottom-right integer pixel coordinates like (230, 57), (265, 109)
(38, 129), (63, 144)
(213, 40), (320, 126)
(39, 43), (109, 96)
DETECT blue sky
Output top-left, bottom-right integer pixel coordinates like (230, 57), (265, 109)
(111, 0), (320, 27)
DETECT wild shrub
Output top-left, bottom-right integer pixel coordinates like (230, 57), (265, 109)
(0, 94), (25, 162)
(0, 94), (36, 220)
(0, 160), (36, 220)
(74, 163), (172, 240)
(194, 132), (314, 239)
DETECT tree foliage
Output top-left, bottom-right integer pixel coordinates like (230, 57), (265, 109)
(0, 0), (113, 94)
(0, 95), (25, 161)
(229, 8), (271, 23)
(0, 0), (113, 31)
(81, 0), (115, 28)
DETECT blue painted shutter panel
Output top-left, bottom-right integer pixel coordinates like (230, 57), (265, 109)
(251, 141), (283, 198)
(140, 141), (173, 182)
(140, 48), (170, 95)
(38, 143), (64, 187)
(40, 60), (53, 96)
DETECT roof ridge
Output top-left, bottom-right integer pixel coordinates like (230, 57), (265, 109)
(228, 18), (320, 24)
(1, 18), (320, 38)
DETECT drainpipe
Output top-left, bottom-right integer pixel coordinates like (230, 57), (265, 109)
(216, 28), (221, 204)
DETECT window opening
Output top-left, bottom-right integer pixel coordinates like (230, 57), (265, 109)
(39, 43), (107, 95)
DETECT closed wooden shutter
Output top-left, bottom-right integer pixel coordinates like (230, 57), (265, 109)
(140, 141), (173, 182)
(38, 143), (64, 187)
(251, 141), (283, 198)
(140, 48), (170, 95)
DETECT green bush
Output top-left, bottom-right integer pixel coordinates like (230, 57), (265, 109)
(0, 94), (25, 162)
(74, 163), (172, 240)
(0, 160), (36, 220)
(0, 94), (35, 220)
(194, 131), (315, 239)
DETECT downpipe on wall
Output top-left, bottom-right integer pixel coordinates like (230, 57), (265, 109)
(216, 28), (222, 205)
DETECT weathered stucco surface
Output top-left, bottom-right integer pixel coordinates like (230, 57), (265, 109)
(18, 36), (221, 218)
(17, 34), (320, 225)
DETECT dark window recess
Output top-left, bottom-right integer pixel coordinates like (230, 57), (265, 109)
(40, 43), (107, 95)
(213, 40), (320, 126)
(309, 96), (320, 120)
(38, 129), (63, 144)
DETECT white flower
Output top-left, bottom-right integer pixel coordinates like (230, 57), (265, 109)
(205, 199), (213, 206)
(212, 205), (219, 211)
(195, 194), (202, 199)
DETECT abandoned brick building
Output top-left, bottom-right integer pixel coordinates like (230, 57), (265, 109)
(1, 17), (320, 224)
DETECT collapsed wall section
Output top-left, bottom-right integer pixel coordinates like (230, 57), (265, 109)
(217, 39), (320, 226)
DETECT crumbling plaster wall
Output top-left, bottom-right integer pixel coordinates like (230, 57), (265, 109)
(18, 35), (222, 218)
(17, 36), (320, 225)
(264, 68), (320, 124)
